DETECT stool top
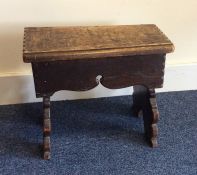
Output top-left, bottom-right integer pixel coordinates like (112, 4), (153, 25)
(23, 24), (174, 62)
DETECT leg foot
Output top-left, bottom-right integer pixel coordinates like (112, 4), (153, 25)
(43, 96), (51, 160)
(142, 88), (159, 147)
(132, 86), (159, 147)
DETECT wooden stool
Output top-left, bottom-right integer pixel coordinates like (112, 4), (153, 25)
(23, 25), (174, 159)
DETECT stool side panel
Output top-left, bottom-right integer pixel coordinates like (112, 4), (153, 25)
(31, 54), (165, 97)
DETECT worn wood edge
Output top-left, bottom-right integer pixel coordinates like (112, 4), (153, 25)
(23, 24), (157, 31)
(23, 42), (173, 54)
(23, 44), (174, 63)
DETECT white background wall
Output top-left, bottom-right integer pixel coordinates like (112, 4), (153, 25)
(0, 0), (197, 104)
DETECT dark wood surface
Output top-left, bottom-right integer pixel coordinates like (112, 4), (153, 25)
(43, 96), (51, 159)
(23, 24), (174, 62)
(132, 86), (159, 147)
(23, 24), (174, 159)
(32, 54), (165, 97)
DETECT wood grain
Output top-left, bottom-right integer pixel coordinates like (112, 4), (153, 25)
(23, 25), (174, 62)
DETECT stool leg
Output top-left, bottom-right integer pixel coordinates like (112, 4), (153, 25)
(142, 88), (159, 147)
(132, 86), (159, 147)
(131, 85), (146, 117)
(43, 96), (51, 160)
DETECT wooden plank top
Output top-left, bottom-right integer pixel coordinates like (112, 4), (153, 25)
(23, 24), (174, 62)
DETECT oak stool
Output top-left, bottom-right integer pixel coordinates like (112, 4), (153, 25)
(23, 25), (174, 159)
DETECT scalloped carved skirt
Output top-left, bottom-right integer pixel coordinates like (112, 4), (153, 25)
(32, 54), (165, 97)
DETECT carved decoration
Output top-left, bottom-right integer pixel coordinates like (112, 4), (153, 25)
(132, 86), (159, 147)
(43, 96), (51, 160)
(147, 89), (159, 147)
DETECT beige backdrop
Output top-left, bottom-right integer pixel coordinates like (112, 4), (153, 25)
(0, 0), (197, 104)
(0, 0), (197, 75)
